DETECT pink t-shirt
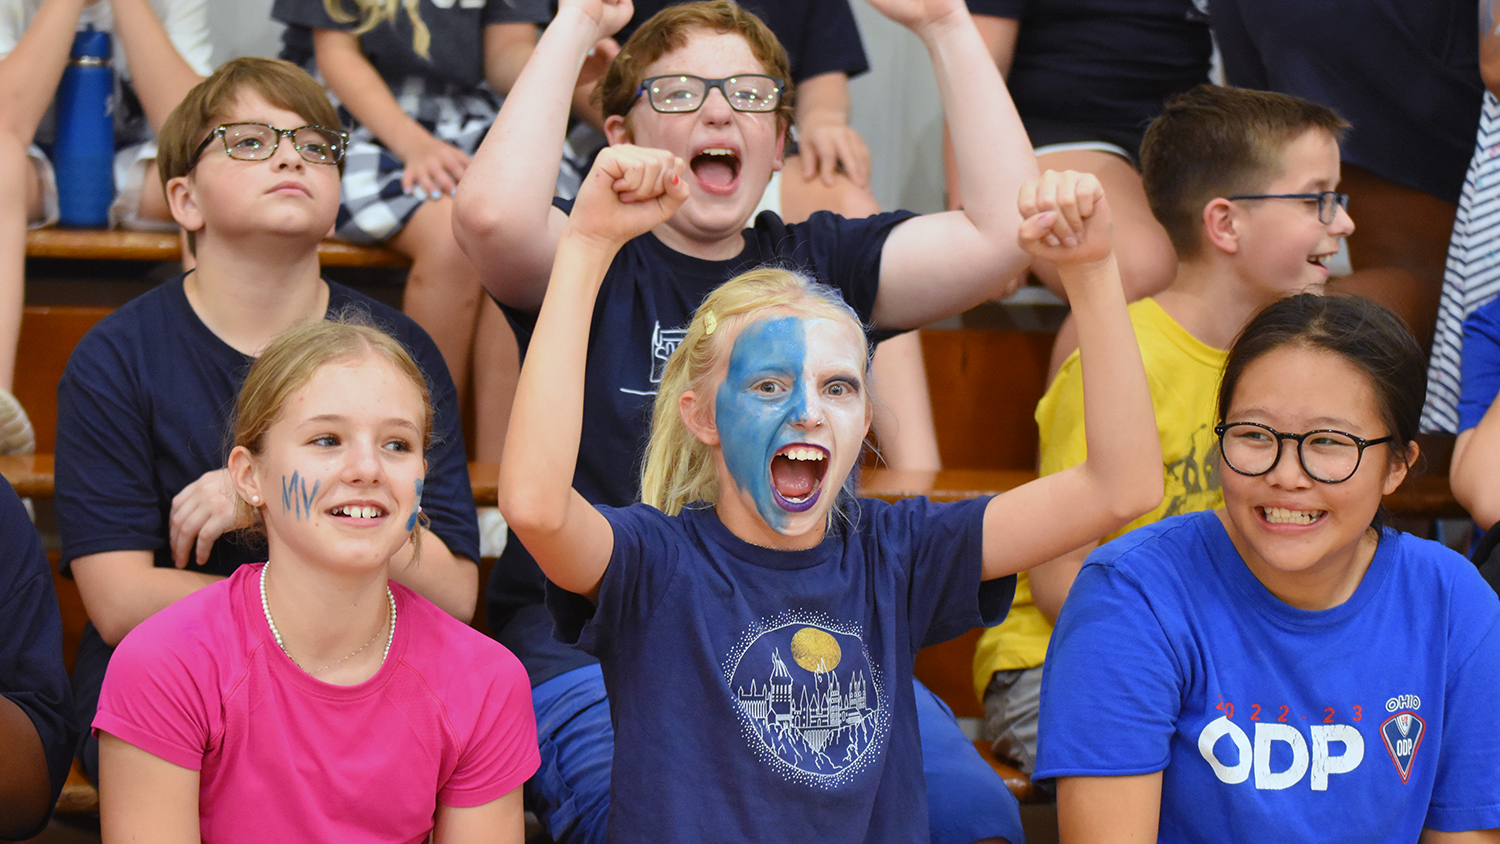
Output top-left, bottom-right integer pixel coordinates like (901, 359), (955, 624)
(95, 564), (538, 844)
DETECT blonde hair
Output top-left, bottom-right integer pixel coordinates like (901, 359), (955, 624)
(231, 314), (434, 549)
(322, 0), (432, 58)
(640, 268), (869, 516)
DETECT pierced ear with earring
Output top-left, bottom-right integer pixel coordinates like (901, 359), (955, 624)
(250, 494), (261, 505)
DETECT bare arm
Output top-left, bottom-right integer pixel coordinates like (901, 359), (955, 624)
(980, 173), (1162, 580)
(868, 0), (1037, 328)
(433, 787), (526, 844)
(0, 695), (52, 840)
(870, 331), (941, 471)
(108, 0), (204, 135)
(453, 0), (633, 311)
(1452, 422), (1500, 530)
(794, 71), (871, 187)
(497, 146), (688, 599)
(1055, 773), (1163, 844)
(1421, 829), (1500, 844)
(1482, 0), (1500, 96)
(971, 13), (1017, 76)
(98, 733), (201, 844)
(389, 529), (478, 623)
(313, 28), (471, 197)
(483, 22), (539, 97)
(71, 550), (223, 647)
(0, 0), (86, 140)
(1029, 541), (1093, 623)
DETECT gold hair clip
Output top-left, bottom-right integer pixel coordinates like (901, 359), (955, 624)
(703, 311), (718, 336)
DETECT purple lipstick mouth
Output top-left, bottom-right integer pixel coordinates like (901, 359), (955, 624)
(770, 444), (828, 512)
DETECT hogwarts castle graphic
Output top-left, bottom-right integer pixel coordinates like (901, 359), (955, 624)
(724, 612), (888, 788)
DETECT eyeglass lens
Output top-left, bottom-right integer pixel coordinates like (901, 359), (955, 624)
(1317, 192), (1348, 225)
(1219, 424), (1366, 483)
(222, 124), (345, 164)
(644, 76), (780, 113)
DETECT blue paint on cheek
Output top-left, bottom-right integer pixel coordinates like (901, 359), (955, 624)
(406, 477), (424, 532)
(279, 471), (319, 521)
(716, 316), (806, 530)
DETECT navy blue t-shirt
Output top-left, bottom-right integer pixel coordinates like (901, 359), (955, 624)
(1212, 0), (1481, 204)
(966, 0), (1210, 155)
(491, 204), (912, 685)
(548, 496), (1011, 843)
(616, 0), (869, 84)
(0, 476), (74, 838)
(274, 0), (549, 90)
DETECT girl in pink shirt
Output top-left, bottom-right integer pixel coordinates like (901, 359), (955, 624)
(94, 320), (538, 844)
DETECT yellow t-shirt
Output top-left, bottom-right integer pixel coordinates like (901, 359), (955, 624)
(971, 298), (1228, 700)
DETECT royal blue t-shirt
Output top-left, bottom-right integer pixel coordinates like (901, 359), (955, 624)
(1038, 510), (1500, 841)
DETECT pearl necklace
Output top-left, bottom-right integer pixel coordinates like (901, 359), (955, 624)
(260, 564), (396, 676)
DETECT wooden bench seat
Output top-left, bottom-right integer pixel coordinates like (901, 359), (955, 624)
(25, 228), (410, 268)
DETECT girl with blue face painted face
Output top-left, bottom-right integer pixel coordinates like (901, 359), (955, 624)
(499, 150), (1165, 843)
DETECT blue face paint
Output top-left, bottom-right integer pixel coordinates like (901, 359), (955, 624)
(716, 316), (817, 530)
(280, 471), (320, 521)
(406, 477), (424, 532)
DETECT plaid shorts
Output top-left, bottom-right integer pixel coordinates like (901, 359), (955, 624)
(334, 77), (592, 244)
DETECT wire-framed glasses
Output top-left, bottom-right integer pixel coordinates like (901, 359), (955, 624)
(190, 122), (348, 168)
(1224, 191), (1349, 225)
(635, 74), (784, 114)
(1214, 422), (1393, 484)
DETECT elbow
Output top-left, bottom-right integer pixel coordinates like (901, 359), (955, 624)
(496, 482), (568, 542)
(1453, 475), (1500, 533)
(452, 182), (503, 260)
(1111, 472), (1164, 526)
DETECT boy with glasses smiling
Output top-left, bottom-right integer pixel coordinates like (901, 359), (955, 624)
(974, 83), (1357, 785)
(453, 0), (1039, 842)
(54, 57), (481, 785)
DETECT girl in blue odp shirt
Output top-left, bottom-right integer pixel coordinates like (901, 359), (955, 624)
(1038, 293), (1500, 844)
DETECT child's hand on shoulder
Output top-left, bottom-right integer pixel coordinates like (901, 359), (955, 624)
(567, 144), (689, 249)
(1017, 169), (1113, 269)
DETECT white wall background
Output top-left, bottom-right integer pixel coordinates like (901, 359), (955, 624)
(207, 1), (951, 214)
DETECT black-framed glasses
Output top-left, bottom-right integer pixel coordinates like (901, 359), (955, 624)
(634, 74), (784, 114)
(190, 122), (348, 168)
(1214, 422), (1393, 484)
(1224, 191), (1349, 225)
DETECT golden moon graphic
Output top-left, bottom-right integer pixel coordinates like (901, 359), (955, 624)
(790, 627), (841, 673)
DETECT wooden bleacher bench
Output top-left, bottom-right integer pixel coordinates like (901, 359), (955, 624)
(25, 227), (410, 268)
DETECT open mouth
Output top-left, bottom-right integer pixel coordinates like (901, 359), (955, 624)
(1260, 506), (1323, 526)
(330, 504), (387, 521)
(769, 444), (828, 512)
(691, 147), (740, 191)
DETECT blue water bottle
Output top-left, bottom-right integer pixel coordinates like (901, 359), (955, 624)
(54, 26), (115, 228)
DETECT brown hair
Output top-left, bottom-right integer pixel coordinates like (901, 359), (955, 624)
(159, 58), (343, 252)
(231, 315), (433, 545)
(1140, 84), (1348, 259)
(599, 1), (794, 141)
